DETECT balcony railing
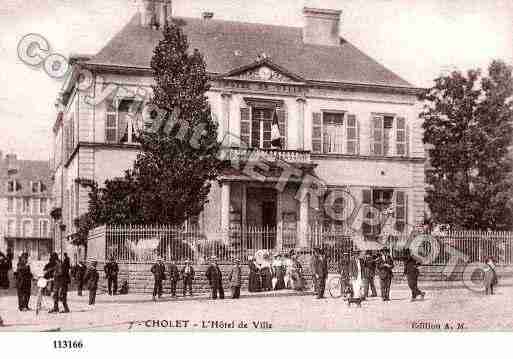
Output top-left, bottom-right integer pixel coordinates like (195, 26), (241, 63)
(221, 147), (311, 164)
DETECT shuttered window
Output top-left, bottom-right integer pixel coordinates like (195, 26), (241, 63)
(312, 112), (322, 153)
(105, 99), (117, 143)
(276, 107), (287, 148)
(323, 112), (344, 154)
(396, 117), (408, 156)
(240, 107), (250, 146)
(361, 189), (374, 236)
(346, 114), (359, 154)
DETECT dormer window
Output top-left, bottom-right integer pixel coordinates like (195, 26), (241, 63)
(7, 180), (21, 193)
(31, 181), (47, 193)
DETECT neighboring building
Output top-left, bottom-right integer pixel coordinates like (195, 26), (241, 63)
(0, 152), (53, 260)
(52, 1), (425, 256)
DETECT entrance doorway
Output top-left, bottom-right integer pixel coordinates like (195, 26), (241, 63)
(262, 201), (277, 249)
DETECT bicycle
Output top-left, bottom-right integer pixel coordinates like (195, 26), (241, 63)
(328, 275), (352, 298)
(35, 277), (53, 315)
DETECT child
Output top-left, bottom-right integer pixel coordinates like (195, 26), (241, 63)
(84, 261), (99, 305)
(484, 257), (498, 295)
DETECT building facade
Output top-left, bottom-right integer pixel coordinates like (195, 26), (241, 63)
(52, 1), (425, 256)
(0, 152), (53, 260)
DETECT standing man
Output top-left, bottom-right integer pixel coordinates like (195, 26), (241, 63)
(49, 254), (71, 313)
(15, 252), (33, 311)
(312, 248), (328, 299)
(376, 247), (394, 301)
(363, 250), (378, 298)
(349, 250), (366, 299)
(229, 259), (242, 299)
(104, 256), (119, 296)
(181, 260), (195, 297)
(404, 251), (425, 301)
(75, 260), (87, 296)
(84, 261), (100, 306)
(205, 256), (224, 299)
(310, 248), (320, 297)
(151, 257), (166, 301)
(168, 259), (180, 297)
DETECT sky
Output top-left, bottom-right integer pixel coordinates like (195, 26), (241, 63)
(0, 0), (511, 161)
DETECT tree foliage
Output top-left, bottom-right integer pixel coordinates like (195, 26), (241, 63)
(85, 19), (223, 227)
(422, 60), (513, 230)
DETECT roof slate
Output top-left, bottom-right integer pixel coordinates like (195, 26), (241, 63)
(87, 14), (413, 88)
(0, 157), (52, 197)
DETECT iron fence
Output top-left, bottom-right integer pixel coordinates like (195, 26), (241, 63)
(87, 225), (513, 267)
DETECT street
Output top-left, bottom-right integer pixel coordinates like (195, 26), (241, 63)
(2, 279), (513, 331)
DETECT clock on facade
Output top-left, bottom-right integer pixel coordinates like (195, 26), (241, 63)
(258, 67), (272, 80)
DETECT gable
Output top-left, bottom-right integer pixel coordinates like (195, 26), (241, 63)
(223, 61), (305, 84)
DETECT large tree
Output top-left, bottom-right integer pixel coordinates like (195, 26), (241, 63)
(86, 19), (222, 226)
(422, 60), (513, 230)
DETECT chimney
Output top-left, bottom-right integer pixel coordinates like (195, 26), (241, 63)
(302, 7), (342, 47)
(139, 0), (172, 28)
(202, 11), (214, 20)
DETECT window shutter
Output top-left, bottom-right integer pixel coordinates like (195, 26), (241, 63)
(396, 117), (407, 156)
(240, 107), (250, 146)
(371, 116), (383, 156)
(312, 112), (322, 153)
(105, 99), (117, 143)
(346, 114), (358, 155)
(394, 190), (407, 232)
(361, 189), (373, 235)
(406, 123), (410, 157)
(276, 107), (287, 149)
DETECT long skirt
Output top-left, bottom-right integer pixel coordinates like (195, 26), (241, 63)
(260, 267), (272, 291)
(273, 267), (286, 290)
(248, 271), (261, 292)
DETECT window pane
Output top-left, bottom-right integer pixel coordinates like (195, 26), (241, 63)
(106, 114), (117, 127)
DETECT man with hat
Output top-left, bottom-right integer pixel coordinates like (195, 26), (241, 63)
(349, 250), (366, 299)
(310, 248), (328, 299)
(376, 247), (394, 301)
(49, 253), (71, 313)
(84, 261), (99, 305)
(363, 250), (378, 298)
(15, 252), (33, 311)
(229, 258), (242, 299)
(168, 259), (180, 297)
(151, 257), (166, 301)
(104, 256), (119, 295)
(205, 256), (224, 299)
(181, 259), (195, 297)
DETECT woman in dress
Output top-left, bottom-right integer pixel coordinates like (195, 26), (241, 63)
(248, 256), (261, 292)
(290, 253), (305, 291)
(272, 254), (286, 290)
(259, 254), (273, 292)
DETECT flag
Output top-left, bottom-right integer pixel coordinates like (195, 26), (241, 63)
(271, 110), (282, 148)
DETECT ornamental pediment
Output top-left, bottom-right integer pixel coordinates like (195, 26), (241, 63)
(223, 59), (304, 84)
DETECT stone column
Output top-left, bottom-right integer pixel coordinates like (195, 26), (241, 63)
(221, 92), (232, 145)
(298, 194), (309, 247)
(296, 97), (306, 150)
(220, 182), (231, 231)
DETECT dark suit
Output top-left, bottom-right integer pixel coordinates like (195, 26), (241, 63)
(151, 263), (166, 298)
(15, 262), (32, 310)
(180, 264), (195, 296)
(404, 257), (423, 299)
(84, 267), (99, 305)
(229, 265), (242, 299)
(168, 263), (180, 296)
(377, 253), (394, 300)
(104, 261), (119, 295)
(311, 254), (328, 298)
(363, 255), (378, 297)
(205, 264), (224, 299)
(75, 263), (87, 296)
(51, 260), (70, 312)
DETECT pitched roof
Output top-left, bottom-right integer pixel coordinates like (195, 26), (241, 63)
(0, 157), (52, 197)
(86, 14), (414, 88)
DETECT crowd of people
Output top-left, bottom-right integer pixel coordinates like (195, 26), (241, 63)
(0, 246), (501, 318)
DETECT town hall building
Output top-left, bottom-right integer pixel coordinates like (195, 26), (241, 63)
(52, 0), (425, 256)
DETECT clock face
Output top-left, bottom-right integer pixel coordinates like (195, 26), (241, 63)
(258, 67), (272, 80)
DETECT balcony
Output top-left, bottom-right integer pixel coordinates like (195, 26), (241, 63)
(222, 147), (311, 165)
